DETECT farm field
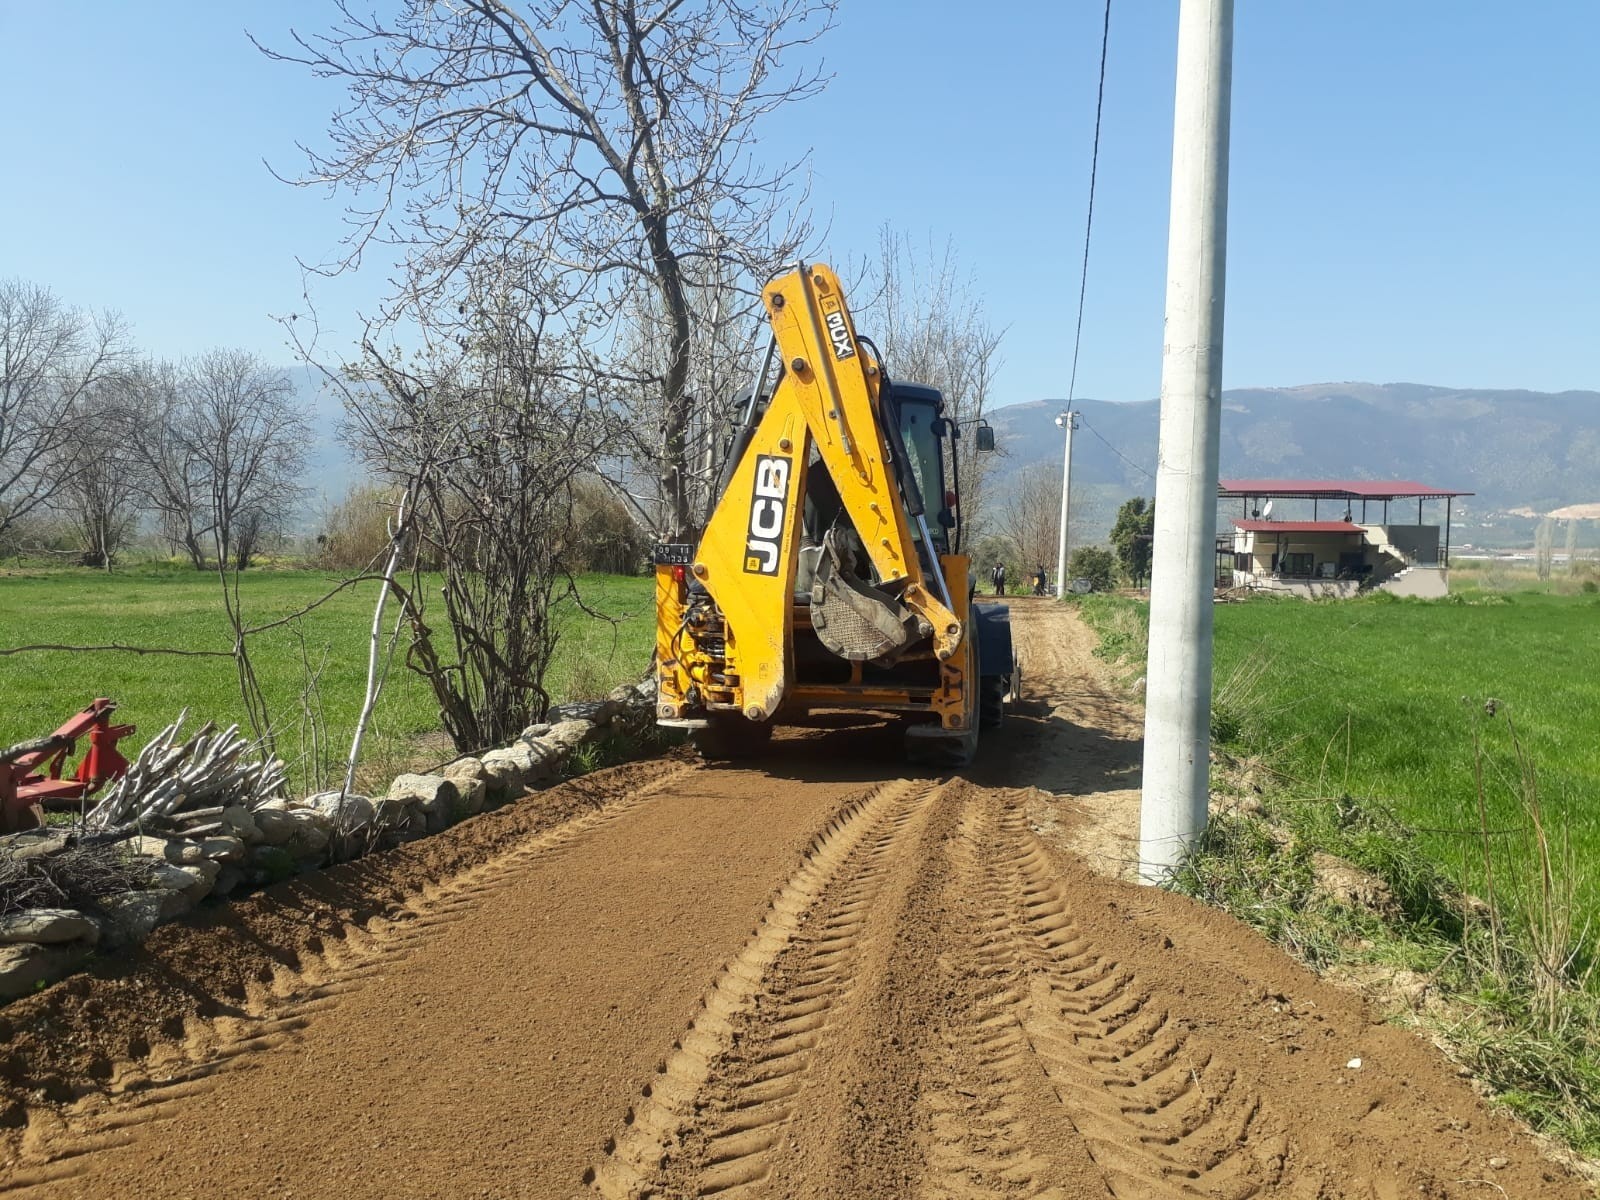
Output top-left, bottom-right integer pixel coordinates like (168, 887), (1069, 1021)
(4, 599), (1583, 1199)
(0, 566), (655, 788)
(1210, 591), (1600, 916)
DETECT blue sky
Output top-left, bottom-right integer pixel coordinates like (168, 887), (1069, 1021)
(2, 2), (1595, 406)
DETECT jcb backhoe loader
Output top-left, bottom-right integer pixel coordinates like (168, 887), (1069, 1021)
(653, 262), (1014, 766)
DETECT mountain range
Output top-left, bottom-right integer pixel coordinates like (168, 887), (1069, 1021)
(983, 383), (1600, 549)
(293, 375), (1598, 550)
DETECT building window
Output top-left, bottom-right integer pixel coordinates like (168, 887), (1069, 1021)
(1282, 552), (1314, 577)
(1234, 552), (1251, 572)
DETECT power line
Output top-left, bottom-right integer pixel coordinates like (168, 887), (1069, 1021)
(1078, 414), (1153, 482)
(1066, 0), (1113, 409)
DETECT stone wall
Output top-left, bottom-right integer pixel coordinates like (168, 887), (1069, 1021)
(0, 679), (659, 1001)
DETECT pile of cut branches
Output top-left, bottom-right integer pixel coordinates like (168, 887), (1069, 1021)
(84, 711), (287, 836)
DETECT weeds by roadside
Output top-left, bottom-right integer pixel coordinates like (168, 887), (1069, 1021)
(1062, 594), (1148, 690)
(1188, 706), (1600, 1158)
(563, 722), (684, 779)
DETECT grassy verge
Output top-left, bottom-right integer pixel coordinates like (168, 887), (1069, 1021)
(1212, 591), (1600, 915)
(1068, 590), (1600, 1158)
(0, 565), (656, 792)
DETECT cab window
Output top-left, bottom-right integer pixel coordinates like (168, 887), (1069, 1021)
(897, 400), (948, 552)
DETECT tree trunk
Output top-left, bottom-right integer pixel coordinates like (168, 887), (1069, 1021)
(646, 212), (693, 540)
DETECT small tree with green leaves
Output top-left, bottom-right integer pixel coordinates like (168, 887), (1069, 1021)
(1111, 497), (1155, 587)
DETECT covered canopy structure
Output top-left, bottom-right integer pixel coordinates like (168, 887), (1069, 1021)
(1219, 479), (1472, 567)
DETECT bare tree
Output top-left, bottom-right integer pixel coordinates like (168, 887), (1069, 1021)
(597, 248), (766, 533)
(189, 350), (309, 570)
(0, 280), (126, 538)
(126, 352), (309, 570)
(1535, 517), (1555, 582)
(124, 360), (213, 568)
(260, 0), (836, 538)
(1000, 464), (1061, 584)
(868, 228), (1005, 536)
(51, 378), (147, 569)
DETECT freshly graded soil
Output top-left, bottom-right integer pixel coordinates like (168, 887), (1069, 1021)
(0, 601), (1585, 1198)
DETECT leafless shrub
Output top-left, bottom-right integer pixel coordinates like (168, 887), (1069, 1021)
(340, 288), (625, 751)
(316, 481), (405, 572)
(570, 476), (647, 576)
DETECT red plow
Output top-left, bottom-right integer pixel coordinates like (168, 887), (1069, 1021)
(0, 698), (135, 832)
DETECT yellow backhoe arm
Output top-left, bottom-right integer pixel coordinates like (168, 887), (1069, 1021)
(680, 263), (962, 720)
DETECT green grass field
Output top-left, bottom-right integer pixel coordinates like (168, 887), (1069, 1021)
(0, 566), (655, 789)
(1212, 592), (1600, 912)
(1076, 587), (1600, 1150)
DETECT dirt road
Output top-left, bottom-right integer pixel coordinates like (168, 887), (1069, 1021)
(0, 600), (1585, 1198)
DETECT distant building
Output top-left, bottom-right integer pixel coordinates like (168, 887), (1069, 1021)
(1218, 479), (1472, 598)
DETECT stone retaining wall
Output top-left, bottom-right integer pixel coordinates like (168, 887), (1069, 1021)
(0, 679), (659, 1001)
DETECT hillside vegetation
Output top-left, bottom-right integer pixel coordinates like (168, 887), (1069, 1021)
(985, 383), (1600, 547)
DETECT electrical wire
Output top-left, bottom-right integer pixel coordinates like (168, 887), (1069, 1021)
(1078, 415), (1153, 482)
(1066, 0), (1112, 410)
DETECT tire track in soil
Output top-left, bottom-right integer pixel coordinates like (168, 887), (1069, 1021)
(4, 763), (698, 1194)
(586, 776), (944, 1199)
(921, 795), (1105, 1200)
(923, 789), (1287, 1200)
(583, 773), (1531, 1200)
(923, 789), (1438, 1200)
(986, 799), (1282, 1198)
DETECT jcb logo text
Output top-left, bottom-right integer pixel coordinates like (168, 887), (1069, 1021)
(744, 454), (791, 575)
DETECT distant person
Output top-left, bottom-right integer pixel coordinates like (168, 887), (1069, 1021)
(990, 562), (1006, 596)
(1033, 565), (1048, 596)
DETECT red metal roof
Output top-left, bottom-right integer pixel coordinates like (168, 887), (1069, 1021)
(1219, 479), (1472, 500)
(1232, 520), (1364, 534)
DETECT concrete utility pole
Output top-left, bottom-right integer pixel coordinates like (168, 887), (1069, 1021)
(1054, 411), (1079, 599)
(1138, 0), (1234, 884)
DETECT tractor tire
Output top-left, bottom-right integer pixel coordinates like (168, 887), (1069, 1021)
(691, 715), (775, 761)
(904, 721), (978, 768)
(979, 674), (1007, 731)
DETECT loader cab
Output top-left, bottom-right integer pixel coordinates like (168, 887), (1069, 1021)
(795, 382), (952, 599)
(890, 383), (952, 552)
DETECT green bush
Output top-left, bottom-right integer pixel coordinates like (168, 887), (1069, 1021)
(1066, 546), (1115, 593)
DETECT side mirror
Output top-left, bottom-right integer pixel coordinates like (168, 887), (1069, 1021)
(974, 423), (996, 452)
